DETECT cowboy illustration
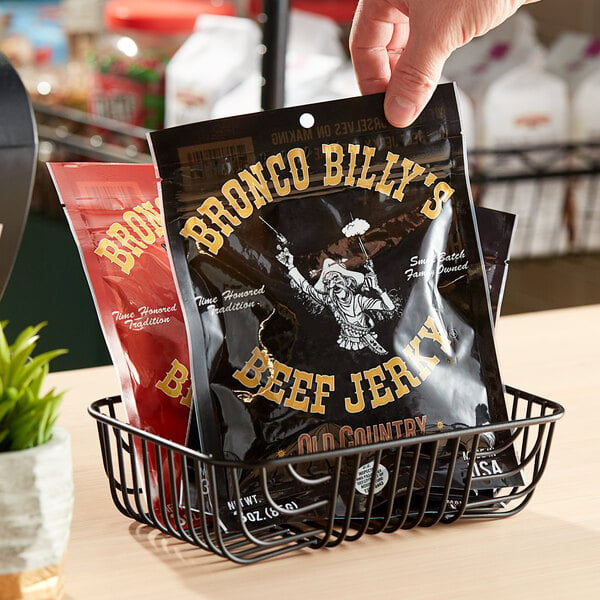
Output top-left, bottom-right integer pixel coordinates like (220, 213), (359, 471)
(275, 246), (396, 355)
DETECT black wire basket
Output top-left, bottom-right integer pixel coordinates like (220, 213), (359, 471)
(88, 385), (563, 564)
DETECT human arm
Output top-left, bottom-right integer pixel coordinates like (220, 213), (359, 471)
(363, 259), (395, 311)
(276, 246), (324, 306)
(349, 0), (541, 127)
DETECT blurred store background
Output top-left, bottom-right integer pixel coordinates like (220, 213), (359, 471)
(1, 0), (599, 370)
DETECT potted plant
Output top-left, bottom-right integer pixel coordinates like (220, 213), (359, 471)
(0, 321), (72, 599)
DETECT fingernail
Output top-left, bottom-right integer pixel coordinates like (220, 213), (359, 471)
(385, 95), (417, 128)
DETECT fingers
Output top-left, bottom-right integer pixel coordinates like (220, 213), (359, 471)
(350, 0), (450, 127)
(351, 0), (536, 127)
(383, 12), (451, 127)
(349, 0), (409, 95)
(383, 51), (445, 127)
(382, 0), (531, 126)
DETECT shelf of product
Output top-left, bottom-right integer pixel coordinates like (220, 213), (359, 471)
(87, 0), (236, 130)
(8, 1), (600, 256)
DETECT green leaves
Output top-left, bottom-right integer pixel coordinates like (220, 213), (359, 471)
(0, 322), (67, 451)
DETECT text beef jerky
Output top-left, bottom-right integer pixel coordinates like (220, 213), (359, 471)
(149, 84), (521, 528)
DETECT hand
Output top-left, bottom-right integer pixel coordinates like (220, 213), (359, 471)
(276, 246), (294, 270)
(349, 0), (541, 127)
(364, 265), (381, 292)
(364, 271), (379, 291)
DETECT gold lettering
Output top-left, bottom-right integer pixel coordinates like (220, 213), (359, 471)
(363, 365), (394, 408)
(94, 200), (166, 273)
(222, 178), (254, 219)
(265, 153), (291, 196)
(232, 346), (269, 388)
(180, 387), (192, 408)
(391, 158), (425, 202)
(155, 359), (191, 407)
(238, 162), (274, 208)
(258, 361), (293, 405)
(419, 315), (451, 353)
(375, 151), (400, 196)
(356, 145), (376, 189)
(312, 374), (334, 415)
(421, 181), (455, 219)
(344, 143), (360, 186)
(345, 372), (366, 413)
(382, 355), (421, 399)
(233, 346), (333, 414)
(424, 173), (437, 187)
(106, 223), (147, 256)
(287, 147), (309, 191)
(94, 239), (134, 274)
(402, 336), (440, 380)
(133, 200), (164, 235)
(199, 195), (240, 236)
(322, 143), (344, 186)
(283, 368), (314, 411)
(123, 211), (157, 245)
(179, 215), (223, 255)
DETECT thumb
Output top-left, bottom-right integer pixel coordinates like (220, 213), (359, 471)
(384, 18), (453, 127)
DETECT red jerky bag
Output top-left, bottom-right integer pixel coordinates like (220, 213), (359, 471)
(49, 162), (191, 518)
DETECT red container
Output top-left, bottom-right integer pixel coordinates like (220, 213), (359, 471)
(249, 0), (358, 24)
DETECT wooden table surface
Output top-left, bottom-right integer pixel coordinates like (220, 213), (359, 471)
(51, 305), (600, 600)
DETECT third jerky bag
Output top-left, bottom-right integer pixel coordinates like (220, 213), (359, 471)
(150, 84), (520, 528)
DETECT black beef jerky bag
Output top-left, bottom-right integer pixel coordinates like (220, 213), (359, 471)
(150, 84), (521, 529)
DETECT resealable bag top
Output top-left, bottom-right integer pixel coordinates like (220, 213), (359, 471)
(149, 83), (520, 526)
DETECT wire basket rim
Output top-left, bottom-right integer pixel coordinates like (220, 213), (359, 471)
(87, 385), (564, 469)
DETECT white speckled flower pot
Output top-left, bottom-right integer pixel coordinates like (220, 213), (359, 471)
(0, 427), (73, 598)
